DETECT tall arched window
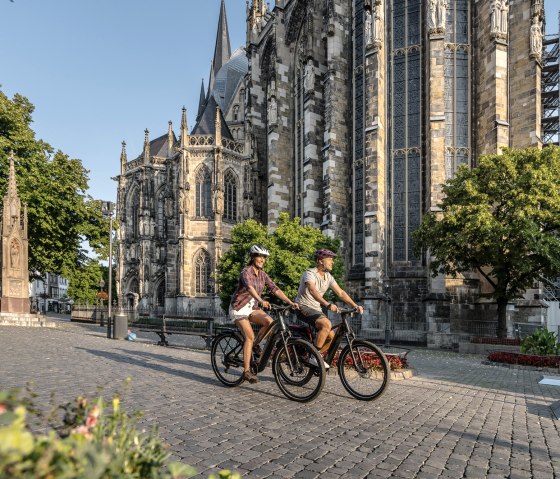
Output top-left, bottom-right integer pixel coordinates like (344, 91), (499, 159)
(195, 166), (212, 218)
(233, 105), (240, 121)
(156, 190), (166, 239)
(194, 250), (212, 295)
(156, 280), (166, 306)
(224, 170), (238, 222)
(129, 188), (140, 239)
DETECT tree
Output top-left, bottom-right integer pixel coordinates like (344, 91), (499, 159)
(0, 87), (109, 294)
(414, 146), (560, 338)
(216, 212), (341, 311)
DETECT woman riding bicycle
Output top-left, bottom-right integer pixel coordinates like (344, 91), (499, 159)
(294, 249), (364, 367)
(229, 244), (298, 384)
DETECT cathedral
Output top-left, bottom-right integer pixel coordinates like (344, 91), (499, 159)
(116, 0), (545, 344)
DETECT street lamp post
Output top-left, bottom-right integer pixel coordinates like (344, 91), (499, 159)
(102, 201), (115, 338)
(99, 278), (105, 327)
(383, 278), (392, 348)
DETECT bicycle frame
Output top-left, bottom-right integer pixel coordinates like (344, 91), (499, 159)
(318, 308), (359, 366)
(250, 304), (294, 374)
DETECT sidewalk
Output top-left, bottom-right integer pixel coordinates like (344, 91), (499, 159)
(0, 321), (558, 478)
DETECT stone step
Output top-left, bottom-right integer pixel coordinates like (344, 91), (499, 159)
(0, 318), (57, 328)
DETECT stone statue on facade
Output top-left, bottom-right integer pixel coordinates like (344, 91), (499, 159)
(268, 96), (278, 124)
(373, 2), (383, 43)
(304, 61), (315, 92)
(500, 0), (509, 35)
(429, 0), (446, 32)
(491, 0), (502, 34)
(530, 17), (542, 57)
(365, 9), (373, 48)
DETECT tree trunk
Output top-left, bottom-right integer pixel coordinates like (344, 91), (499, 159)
(497, 297), (508, 339)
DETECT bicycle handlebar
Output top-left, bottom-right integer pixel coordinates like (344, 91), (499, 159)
(337, 307), (362, 315)
(265, 303), (295, 313)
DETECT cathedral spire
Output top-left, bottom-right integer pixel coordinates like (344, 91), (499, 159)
(197, 79), (206, 122)
(208, 0), (231, 94)
(143, 129), (150, 164)
(180, 106), (189, 148)
(248, 0), (267, 32)
(120, 141), (127, 175)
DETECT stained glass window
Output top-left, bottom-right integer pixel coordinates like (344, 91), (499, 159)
(195, 250), (212, 295)
(224, 170), (238, 222)
(195, 166), (212, 218)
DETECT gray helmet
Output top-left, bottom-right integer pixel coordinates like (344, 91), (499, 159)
(249, 244), (270, 256)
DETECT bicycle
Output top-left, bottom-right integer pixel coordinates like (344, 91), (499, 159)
(295, 307), (391, 401)
(210, 304), (326, 402)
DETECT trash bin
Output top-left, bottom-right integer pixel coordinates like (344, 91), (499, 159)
(113, 310), (128, 340)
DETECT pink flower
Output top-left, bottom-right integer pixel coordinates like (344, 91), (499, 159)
(85, 405), (100, 428)
(0, 403), (6, 415)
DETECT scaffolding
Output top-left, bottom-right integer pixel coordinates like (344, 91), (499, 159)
(542, 13), (559, 145)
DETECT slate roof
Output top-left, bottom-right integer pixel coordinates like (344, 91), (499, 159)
(191, 95), (233, 139)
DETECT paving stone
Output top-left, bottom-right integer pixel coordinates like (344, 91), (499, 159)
(1, 321), (559, 479)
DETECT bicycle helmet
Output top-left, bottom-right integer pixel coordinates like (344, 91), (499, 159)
(249, 244), (270, 257)
(314, 249), (337, 261)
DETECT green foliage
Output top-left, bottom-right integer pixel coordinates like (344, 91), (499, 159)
(0, 87), (110, 298)
(0, 385), (239, 479)
(217, 212), (341, 311)
(67, 259), (105, 305)
(414, 146), (560, 336)
(520, 329), (560, 356)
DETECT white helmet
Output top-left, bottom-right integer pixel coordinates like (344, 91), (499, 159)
(249, 244), (270, 256)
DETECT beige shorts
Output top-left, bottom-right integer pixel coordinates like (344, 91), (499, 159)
(229, 298), (256, 322)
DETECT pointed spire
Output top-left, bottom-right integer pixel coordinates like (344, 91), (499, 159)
(215, 106), (222, 146)
(197, 79), (206, 122)
(167, 121), (174, 155)
(208, 0), (231, 95)
(181, 107), (189, 148)
(120, 141), (127, 175)
(207, 60), (216, 99)
(143, 129), (150, 164)
(8, 151), (18, 197)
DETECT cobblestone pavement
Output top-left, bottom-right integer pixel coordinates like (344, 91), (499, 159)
(1, 320), (559, 478)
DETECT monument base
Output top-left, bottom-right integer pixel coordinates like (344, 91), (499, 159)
(0, 311), (57, 328)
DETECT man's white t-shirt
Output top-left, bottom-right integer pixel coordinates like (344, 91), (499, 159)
(294, 267), (338, 312)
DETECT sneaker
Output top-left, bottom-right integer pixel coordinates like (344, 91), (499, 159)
(243, 370), (258, 384)
(308, 355), (330, 370)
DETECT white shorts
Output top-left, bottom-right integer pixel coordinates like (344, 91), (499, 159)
(229, 298), (256, 322)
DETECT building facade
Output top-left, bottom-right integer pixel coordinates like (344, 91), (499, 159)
(117, 0), (545, 343)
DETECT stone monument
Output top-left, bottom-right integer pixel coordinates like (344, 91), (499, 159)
(0, 152), (54, 326)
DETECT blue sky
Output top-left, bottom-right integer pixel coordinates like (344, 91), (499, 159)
(1, 0), (246, 203)
(1, 1), (559, 205)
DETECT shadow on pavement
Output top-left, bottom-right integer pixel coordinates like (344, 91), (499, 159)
(75, 347), (216, 387)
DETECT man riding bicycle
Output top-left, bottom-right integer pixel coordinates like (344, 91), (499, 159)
(229, 245), (298, 384)
(294, 249), (364, 368)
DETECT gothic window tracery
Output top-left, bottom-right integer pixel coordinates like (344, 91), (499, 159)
(156, 279), (166, 307)
(233, 105), (240, 121)
(444, 0), (470, 178)
(353, 0), (365, 265)
(194, 249), (212, 295)
(195, 166), (212, 218)
(390, 0), (422, 262)
(224, 170), (238, 222)
(156, 190), (166, 239)
(294, 33), (307, 219)
(128, 187), (140, 239)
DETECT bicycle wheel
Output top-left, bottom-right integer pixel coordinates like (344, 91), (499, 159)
(272, 338), (325, 402)
(211, 331), (245, 387)
(338, 340), (390, 400)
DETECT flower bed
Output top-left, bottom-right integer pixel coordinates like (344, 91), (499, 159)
(331, 351), (409, 371)
(471, 336), (520, 346)
(487, 351), (560, 368)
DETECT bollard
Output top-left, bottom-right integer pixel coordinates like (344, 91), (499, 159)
(106, 315), (112, 338)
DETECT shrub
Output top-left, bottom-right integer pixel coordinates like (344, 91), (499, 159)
(487, 351), (560, 368)
(0, 387), (240, 479)
(520, 329), (560, 356)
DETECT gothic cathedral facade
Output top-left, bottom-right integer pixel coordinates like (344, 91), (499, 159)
(116, 0), (544, 341)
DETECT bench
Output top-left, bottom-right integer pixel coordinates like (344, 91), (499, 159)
(538, 376), (560, 420)
(129, 315), (214, 349)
